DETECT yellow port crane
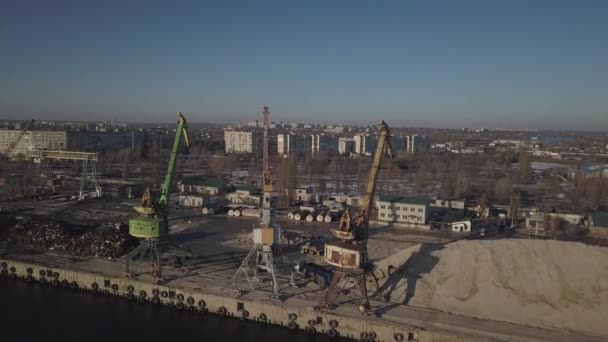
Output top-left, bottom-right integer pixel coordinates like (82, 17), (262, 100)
(322, 120), (393, 310)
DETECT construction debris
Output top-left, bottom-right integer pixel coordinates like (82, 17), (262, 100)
(2, 216), (137, 258)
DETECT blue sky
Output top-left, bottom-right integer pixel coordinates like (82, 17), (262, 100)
(1, 0), (607, 130)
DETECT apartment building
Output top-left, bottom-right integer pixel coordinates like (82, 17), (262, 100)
(353, 134), (378, 155)
(338, 137), (355, 154)
(277, 133), (307, 156)
(0, 129), (67, 155)
(224, 130), (261, 154)
(310, 134), (338, 155)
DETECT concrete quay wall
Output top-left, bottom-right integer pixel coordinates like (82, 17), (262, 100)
(0, 258), (483, 342)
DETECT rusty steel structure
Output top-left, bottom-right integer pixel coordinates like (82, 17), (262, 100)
(321, 121), (393, 311)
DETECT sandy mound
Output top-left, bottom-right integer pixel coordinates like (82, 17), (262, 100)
(380, 239), (608, 337)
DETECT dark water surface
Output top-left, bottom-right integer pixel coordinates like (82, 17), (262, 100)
(0, 277), (348, 342)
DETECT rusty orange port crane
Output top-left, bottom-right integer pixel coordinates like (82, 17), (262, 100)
(321, 120), (393, 310)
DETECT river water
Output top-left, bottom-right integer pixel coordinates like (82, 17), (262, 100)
(0, 277), (348, 342)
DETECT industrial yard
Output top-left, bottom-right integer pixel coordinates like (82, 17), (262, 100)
(1, 106), (608, 342)
(2, 189), (608, 341)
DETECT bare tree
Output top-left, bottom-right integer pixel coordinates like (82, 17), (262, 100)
(210, 156), (226, 178)
(519, 149), (533, 183)
(494, 177), (512, 204)
(415, 164), (428, 196)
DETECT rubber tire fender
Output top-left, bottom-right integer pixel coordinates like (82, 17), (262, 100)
(91, 282), (99, 291)
(160, 290), (168, 298)
(217, 306), (227, 316)
(186, 296), (195, 305)
(394, 333), (404, 342)
(329, 320), (339, 328)
(327, 329), (338, 338)
(305, 326), (316, 334)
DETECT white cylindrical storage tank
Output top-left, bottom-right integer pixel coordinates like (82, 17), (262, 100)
(233, 208), (242, 217)
(202, 207), (211, 215)
(241, 208), (262, 218)
(324, 212), (336, 223)
(294, 210), (309, 221)
(288, 209), (299, 220)
(307, 209), (320, 222)
(316, 210), (327, 222)
(227, 208), (235, 216)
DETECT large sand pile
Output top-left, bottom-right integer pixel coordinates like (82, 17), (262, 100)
(378, 239), (608, 337)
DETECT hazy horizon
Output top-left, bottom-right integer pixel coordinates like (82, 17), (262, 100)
(1, 1), (607, 131)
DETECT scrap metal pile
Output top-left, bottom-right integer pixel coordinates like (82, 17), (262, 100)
(3, 217), (138, 258)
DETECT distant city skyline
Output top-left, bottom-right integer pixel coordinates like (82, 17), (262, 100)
(1, 1), (607, 131)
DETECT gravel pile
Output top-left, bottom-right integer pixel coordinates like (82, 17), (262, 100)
(3, 217), (138, 258)
(380, 239), (608, 337)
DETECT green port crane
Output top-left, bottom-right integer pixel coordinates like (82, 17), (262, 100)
(125, 112), (191, 283)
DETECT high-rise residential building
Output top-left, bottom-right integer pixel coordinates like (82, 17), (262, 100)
(68, 131), (145, 153)
(310, 134), (338, 155)
(353, 134), (378, 155)
(338, 137), (355, 154)
(224, 130), (262, 154)
(0, 130), (68, 156)
(277, 133), (306, 156)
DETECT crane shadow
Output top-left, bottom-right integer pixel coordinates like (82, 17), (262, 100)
(375, 242), (444, 305)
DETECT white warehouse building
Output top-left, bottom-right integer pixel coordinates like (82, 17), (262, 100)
(376, 196), (430, 225)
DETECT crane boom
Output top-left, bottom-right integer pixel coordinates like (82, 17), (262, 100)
(158, 112), (190, 209)
(333, 121), (392, 242)
(359, 120), (392, 240)
(129, 112), (189, 239)
(321, 121), (393, 310)
(5, 119), (34, 156)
